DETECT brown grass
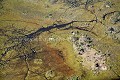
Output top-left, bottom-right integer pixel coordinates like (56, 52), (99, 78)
(42, 46), (75, 76)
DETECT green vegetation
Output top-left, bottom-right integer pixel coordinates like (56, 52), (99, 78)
(0, 0), (120, 80)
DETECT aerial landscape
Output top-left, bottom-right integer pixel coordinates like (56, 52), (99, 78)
(0, 0), (120, 80)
